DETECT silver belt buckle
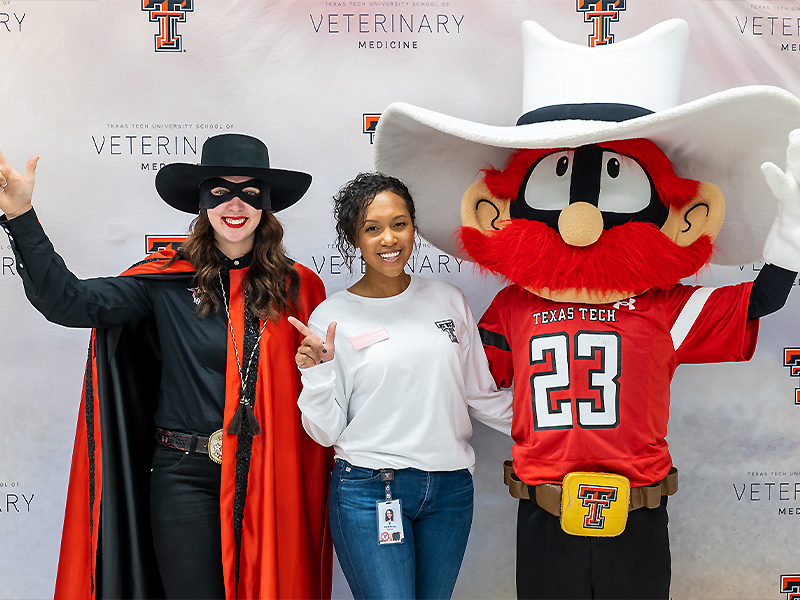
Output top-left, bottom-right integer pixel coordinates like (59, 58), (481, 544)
(208, 429), (223, 464)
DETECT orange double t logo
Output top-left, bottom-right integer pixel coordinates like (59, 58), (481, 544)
(142, 0), (194, 52)
(780, 574), (800, 600)
(783, 349), (800, 405)
(576, 0), (626, 47)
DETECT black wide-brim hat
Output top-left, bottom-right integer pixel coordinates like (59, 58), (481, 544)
(155, 133), (312, 214)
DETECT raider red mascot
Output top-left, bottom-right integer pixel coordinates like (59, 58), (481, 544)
(375, 19), (800, 599)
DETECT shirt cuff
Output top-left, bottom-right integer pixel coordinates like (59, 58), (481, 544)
(1, 207), (44, 241)
(299, 357), (337, 389)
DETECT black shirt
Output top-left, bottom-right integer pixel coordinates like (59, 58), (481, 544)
(2, 209), (252, 435)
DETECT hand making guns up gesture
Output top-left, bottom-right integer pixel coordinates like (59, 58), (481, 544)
(288, 316), (337, 369)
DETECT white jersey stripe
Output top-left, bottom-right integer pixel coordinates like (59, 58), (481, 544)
(671, 287), (716, 351)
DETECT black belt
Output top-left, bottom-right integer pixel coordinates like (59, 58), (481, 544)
(156, 427), (224, 464)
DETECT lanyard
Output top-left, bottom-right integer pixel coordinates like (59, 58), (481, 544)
(380, 469), (394, 500)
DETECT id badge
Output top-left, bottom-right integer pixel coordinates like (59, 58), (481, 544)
(377, 499), (404, 544)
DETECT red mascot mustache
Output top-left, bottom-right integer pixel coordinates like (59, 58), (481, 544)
(458, 219), (714, 297)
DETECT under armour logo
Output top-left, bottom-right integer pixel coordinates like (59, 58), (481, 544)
(435, 319), (459, 343)
(613, 298), (636, 311)
(578, 484), (618, 529)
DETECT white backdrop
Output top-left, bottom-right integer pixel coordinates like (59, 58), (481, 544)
(0, 1), (798, 598)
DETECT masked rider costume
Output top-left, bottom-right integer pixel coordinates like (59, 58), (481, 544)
(1, 134), (333, 599)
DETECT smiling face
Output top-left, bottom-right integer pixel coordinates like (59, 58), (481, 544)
(355, 190), (415, 286)
(206, 176), (263, 259)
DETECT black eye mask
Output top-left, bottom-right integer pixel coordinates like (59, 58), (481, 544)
(198, 178), (271, 210)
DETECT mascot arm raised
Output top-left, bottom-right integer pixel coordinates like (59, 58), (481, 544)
(743, 128), (800, 319)
(762, 129), (800, 273)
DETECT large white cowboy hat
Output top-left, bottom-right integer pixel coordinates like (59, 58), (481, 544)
(374, 19), (800, 266)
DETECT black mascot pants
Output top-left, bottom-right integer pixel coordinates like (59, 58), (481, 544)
(150, 446), (226, 599)
(516, 495), (671, 599)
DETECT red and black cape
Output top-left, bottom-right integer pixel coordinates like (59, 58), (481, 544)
(53, 251), (333, 599)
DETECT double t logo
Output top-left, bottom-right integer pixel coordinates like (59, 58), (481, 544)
(142, 0), (195, 52)
(783, 349), (800, 405)
(577, 484), (618, 529)
(780, 574), (800, 600)
(576, 0), (626, 47)
(435, 320), (459, 344)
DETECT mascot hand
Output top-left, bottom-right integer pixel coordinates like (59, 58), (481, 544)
(762, 128), (800, 272)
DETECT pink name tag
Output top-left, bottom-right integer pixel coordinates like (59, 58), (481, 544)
(349, 327), (389, 350)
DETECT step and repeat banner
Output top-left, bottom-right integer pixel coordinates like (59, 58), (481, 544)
(1, 1), (799, 598)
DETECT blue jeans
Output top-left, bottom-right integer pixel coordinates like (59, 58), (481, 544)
(329, 459), (474, 599)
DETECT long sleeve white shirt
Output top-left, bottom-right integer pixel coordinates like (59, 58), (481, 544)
(297, 275), (512, 472)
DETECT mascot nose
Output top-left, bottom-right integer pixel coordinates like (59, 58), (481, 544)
(558, 202), (604, 247)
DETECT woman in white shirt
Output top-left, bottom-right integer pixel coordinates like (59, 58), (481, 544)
(290, 173), (511, 599)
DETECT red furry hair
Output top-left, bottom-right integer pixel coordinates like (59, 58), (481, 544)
(482, 139), (699, 209)
(459, 220), (714, 296)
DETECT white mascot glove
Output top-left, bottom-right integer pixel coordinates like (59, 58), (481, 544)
(761, 128), (800, 272)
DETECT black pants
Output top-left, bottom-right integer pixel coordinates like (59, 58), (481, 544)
(150, 446), (225, 599)
(516, 495), (671, 599)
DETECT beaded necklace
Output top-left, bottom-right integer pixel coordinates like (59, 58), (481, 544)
(219, 271), (267, 435)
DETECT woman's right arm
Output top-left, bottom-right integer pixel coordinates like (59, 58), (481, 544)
(0, 151), (37, 220)
(0, 154), (152, 328)
(290, 314), (350, 447)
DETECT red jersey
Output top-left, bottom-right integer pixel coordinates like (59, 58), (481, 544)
(479, 283), (758, 487)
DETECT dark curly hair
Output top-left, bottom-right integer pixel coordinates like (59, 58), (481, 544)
(333, 172), (416, 270)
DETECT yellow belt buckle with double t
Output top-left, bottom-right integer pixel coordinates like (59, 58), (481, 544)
(560, 472), (631, 537)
